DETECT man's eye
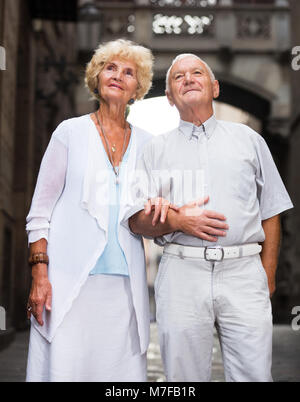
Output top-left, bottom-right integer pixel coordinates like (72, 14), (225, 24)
(194, 71), (202, 75)
(175, 75), (183, 80)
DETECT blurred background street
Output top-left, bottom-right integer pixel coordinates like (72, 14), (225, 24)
(0, 323), (300, 382)
(1, 0), (300, 381)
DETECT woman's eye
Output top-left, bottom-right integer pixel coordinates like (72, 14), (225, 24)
(126, 70), (133, 76)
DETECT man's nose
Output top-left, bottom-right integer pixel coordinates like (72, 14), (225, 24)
(184, 72), (193, 84)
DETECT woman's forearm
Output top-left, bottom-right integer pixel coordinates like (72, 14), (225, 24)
(129, 201), (228, 241)
(129, 209), (180, 238)
(29, 238), (48, 278)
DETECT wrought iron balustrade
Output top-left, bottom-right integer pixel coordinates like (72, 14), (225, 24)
(80, 1), (289, 51)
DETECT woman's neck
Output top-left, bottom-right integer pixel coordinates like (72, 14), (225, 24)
(97, 101), (127, 130)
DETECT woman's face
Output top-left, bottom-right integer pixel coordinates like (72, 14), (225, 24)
(97, 58), (138, 106)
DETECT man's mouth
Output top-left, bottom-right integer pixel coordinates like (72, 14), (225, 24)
(184, 89), (200, 94)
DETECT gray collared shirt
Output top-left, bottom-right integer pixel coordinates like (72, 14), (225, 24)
(133, 114), (293, 247)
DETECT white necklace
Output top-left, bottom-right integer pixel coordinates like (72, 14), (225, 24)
(94, 111), (128, 185)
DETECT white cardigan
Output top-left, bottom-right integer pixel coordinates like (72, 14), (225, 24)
(26, 114), (153, 354)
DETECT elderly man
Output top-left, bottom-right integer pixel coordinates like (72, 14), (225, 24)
(129, 54), (293, 382)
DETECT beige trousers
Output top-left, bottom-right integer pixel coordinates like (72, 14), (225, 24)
(155, 250), (273, 382)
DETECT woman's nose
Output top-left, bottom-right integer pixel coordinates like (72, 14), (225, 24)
(113, 70), (122, 81)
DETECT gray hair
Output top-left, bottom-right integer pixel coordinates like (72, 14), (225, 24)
(165, 53), (216, 92)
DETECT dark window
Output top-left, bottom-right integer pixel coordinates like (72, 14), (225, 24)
(28, 0), (78, 22)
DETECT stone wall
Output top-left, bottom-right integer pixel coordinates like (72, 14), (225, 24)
(287, 0), (300, 315)
(0, 0), (21, 332)
(0, 0), (77, 343)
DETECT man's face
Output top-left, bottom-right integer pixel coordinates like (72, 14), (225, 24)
(166, 56), (219, 114)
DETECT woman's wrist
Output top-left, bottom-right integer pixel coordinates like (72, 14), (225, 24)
(28, 252), (49, 267)
(31, 263), (48, 279)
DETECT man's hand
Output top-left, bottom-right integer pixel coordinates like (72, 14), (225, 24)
(131, 195), (228, 240)
(175, 197), (228, 242)
(267, 276), (276, 299)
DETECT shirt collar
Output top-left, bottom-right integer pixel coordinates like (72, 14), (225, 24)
(179, 114), (217, 141)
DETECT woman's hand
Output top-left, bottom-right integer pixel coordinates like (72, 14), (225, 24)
(144, 197), (180, 226)
(27, 264), (52, 326)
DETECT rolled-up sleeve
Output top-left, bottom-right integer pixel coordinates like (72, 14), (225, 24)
(128, 143), (158, 217)
(26, 121), (69, 246)
(255, 135), (293, 220)
(121, 142), (158, 237)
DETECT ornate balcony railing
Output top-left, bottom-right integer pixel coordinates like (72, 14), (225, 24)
(78, 0), (290, 52)
(152, 13), (215, 35)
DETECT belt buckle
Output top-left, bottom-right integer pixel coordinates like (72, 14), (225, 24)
(204, 246), (224, 262)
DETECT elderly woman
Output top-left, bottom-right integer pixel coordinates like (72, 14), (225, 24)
(25, 39), (155, 382)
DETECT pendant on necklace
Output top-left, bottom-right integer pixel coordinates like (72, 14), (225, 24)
(112, 144), (116, 153)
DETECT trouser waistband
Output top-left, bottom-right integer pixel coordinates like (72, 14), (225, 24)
(163, 243), (262, 262)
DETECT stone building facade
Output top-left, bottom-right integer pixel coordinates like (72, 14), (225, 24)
(0, 0), (299, 351)
(81, 0), (297, 321)
(288, 0), (300, 317)
(0, 0), (77, 348)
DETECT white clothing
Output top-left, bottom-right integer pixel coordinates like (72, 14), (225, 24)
(134, 115), (293, 247)
(26, 275), (147, 382)
(155, 250), (273, 382)
(25, 114), (152, 354)
(130, 115), (290, 382)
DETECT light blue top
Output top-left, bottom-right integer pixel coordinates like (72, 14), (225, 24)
(89, 134), (132, 277)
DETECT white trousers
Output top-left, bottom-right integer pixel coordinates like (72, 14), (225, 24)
(26, 274), (147, 382)
(155, 251), (273, 382)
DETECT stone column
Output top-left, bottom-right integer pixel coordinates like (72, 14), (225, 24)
(0, 0), (21, 348)
(287, 0), (300, 314)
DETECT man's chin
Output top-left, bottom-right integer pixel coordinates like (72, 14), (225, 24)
(183, 91), (204, 101)
(182, 95), (205, 107)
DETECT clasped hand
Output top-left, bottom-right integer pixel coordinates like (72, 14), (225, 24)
(144, 195), (229, 242)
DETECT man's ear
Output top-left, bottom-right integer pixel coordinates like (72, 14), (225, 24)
(213, 80), (220, 99)
(165, 90), (174, 106)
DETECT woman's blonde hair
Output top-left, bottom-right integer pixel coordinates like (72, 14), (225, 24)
(85, 39), (154, 101)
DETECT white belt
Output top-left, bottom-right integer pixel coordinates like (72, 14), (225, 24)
(163, 243), (262, 262)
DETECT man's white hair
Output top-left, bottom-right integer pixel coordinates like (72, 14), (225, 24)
(165, 53), (216, 92)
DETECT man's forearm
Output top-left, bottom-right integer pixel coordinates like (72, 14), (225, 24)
(260, 214), (281, 296)
(129, 209), (179, 238)
(261, 215), (281, 268)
